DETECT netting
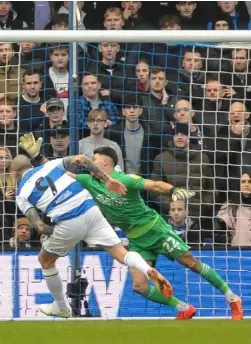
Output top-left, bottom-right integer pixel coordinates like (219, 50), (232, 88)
(0, 34), (250, 319)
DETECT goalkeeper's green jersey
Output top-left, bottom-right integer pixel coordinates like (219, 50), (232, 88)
(76, 171), (159, 239)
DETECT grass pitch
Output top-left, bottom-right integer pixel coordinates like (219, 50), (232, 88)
(0, 320), (250, 344)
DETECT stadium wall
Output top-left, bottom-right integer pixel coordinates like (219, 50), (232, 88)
(0, 250), (250, 319)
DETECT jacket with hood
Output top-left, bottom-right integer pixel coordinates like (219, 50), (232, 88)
(0, 9), (28, 30)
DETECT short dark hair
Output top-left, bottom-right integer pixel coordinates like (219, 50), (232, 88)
(137, 55), (150, 66)
(150, 66), (166, 76)
(159, 15), (180, 29)
(52, 13), (69, 27)
(93, 147), (118, 167)
(23, 69), (42, 81)
(50, 44), (69, 55)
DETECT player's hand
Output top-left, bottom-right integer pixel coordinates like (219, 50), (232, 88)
(172, 188), (195, 201)
(71, 155), (88, 167)
(105, 177), (127, 196)
(19, 133), (43, 158)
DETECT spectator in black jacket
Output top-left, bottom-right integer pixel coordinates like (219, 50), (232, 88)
(0, 1), (28, 30)
(216, 101), (251, 199)
(141, 66), (176, 148)
(87, 42), (126, 105)
(47, 123), (69, 160)
(175, 1), (205, 30)
(121, 1), (154, 29)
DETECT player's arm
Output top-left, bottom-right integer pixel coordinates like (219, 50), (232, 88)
(143, 179), (196, 201)
(25, 208), (53, 235)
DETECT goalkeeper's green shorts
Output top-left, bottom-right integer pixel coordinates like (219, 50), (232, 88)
(128, 216), (190, 262)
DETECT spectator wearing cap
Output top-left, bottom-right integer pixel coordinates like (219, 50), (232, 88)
(9, 217), (37, 250)
(212, 1), (251, 30)
(47, 123), (69, 159)
(106, 94), (159, 177)
(79, 109), (124, 171)
(77, 73), (119, 137)
(37, 97), (67, 156)
(175, 1), (205, 30)
(0, 1), (28, 30)
(150, 122), (214, 242)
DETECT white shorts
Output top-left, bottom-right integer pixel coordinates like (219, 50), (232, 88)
(43, 206), (121, 256)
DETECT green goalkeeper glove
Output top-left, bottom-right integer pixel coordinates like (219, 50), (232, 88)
(172, 188), (196, 201)
(19, 133), (43, 158)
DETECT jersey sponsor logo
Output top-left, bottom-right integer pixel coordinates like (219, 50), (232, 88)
(96, 194), (128, 207)
(54, 190), (73, 205)
(129, 174), (141, 180)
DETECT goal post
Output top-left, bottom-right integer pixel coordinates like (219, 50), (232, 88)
(0, 27), (250, 320)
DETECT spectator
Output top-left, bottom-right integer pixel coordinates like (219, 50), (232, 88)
(17, 41), (45, 71)
(221, 49), (251, 104)
(209, 12), (234, 30)
(0, 146), (15, 244)
(0, 42), (25, 100)
(159, 14), (181, 30)
(79, 109), (124, 171)
(47, 123), (69, 159)
(215, 1), (251, 30)
(0, 1), (28, 30)
(58, 2), (86, 30)
(37, 98), (67, 156)
(175, 1), (205, 29)
(141, 66), (175, 147)
(0, 100), (19, 157)
(216, 101), (251, 196)
(107, 94), (158, 177)
(168, 48), (205, 98)
(9, 217), (39, 250)
(77, 73), (119, 135)
(44, 45), (69, 111)
(17, 70), (47, 134)
(87, 42), (126, 105)
(121, 1), (153, 29)
(215, 172), (251, 246)
(126, 57), (150, 94)
(150, 122), (214, 241)
(104, 7), (124, 30)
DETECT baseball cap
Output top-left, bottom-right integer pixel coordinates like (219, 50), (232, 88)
(172, 122), (189, 136)
(46, 98), (65, 111)
(123, 94), (143, 108)
(50, 122), (69, 137)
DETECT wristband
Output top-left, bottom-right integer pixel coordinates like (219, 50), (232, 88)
(31, 154), (45, 167)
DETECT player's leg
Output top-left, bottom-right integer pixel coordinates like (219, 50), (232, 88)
(38, 248), (71, 317)
(128, 228), (192, 317)
(176, 251), (243, 320)
(83, 206), (172, 296)
(38, 218), (82, 318)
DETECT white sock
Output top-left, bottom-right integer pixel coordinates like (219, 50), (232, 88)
(43, 267), (70, 311)
(225, 289), (239, 303)
(124, 251), (150, 277)
(176, 301), (189, 312)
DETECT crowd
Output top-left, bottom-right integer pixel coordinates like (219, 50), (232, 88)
(0, 1), (251, 250)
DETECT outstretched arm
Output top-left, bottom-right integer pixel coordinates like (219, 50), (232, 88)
(143, 180), (196, 201)
(25, 208), (53, 235)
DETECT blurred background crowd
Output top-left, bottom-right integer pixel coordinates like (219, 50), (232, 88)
(1, 1), (251, 250)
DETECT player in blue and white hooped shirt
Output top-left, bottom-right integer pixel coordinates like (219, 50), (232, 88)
(12, 154), (172, 318)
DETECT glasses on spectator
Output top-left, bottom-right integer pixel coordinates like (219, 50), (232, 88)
(88, 118), (107, 123)
(175, 107), (191, 113)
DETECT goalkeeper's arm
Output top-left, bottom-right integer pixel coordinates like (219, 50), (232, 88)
(143, 180), (195, 201)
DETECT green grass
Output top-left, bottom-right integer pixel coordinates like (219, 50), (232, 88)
(0, 320), (250, 344)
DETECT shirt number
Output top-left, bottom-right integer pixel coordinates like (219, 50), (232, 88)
(35, 176), (57, 196)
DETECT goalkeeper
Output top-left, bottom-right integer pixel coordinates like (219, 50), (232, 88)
(20, 134), (243, 320)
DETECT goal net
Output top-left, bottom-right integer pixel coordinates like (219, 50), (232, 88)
(0, 31), (250, 319)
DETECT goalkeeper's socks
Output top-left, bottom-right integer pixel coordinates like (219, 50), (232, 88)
(143, 285), (189, 311)
(43, 267), (70, 311)
(198, 263), (235, 297)
(225, 289), (239, 303)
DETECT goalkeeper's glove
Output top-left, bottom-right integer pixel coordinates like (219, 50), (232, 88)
(171, 188), (196, 201)
(19, 133), (43, 158)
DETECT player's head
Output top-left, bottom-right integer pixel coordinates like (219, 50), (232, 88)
(11, 155), (33, 181)
(92, 146), (118, 170)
